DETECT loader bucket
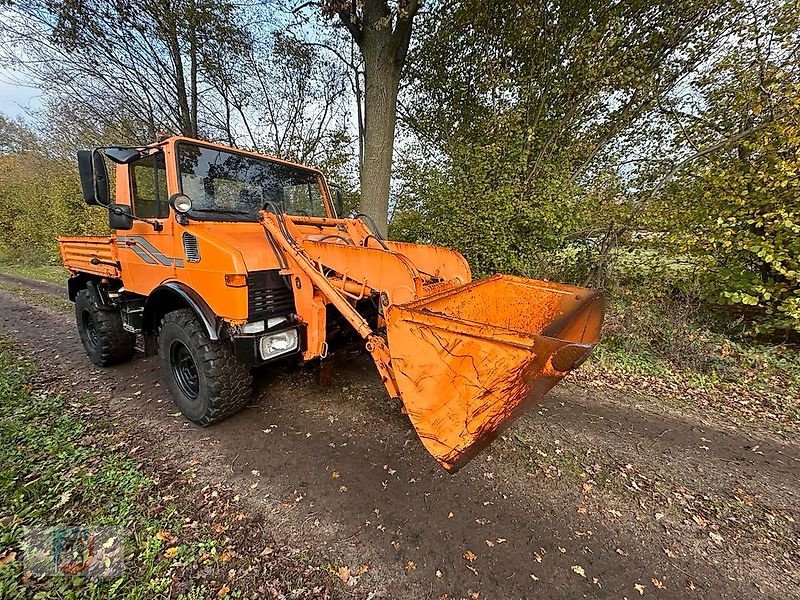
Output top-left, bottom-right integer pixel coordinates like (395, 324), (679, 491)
(385, 274), (603, 472)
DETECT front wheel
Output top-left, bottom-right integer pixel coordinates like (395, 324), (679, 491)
(158, 309), (253, 425)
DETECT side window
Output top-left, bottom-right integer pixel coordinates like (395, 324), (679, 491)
(131, 153), (169, 219)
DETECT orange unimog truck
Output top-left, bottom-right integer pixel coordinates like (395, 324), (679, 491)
(59, 137), (603, 472)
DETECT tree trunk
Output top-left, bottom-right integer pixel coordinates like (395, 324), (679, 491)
(360, 50), (399, 237)
(331, 0), (419, 236)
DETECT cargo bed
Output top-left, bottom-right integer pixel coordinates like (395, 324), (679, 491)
(58, 235), (120, 278)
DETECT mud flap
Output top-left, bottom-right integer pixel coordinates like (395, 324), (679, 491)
(385, 274), (604, 472)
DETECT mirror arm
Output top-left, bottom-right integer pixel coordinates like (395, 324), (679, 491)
(110, 206), (164, 231)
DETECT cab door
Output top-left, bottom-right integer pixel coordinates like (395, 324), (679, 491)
(116, 151), (178, 295)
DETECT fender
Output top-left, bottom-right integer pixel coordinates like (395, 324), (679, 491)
(143, 282), (221, 340)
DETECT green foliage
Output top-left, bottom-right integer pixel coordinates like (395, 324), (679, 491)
(0, 340), (163, 598)
(395, 0), (730, 279)
(394, 0), (799, 336)
(649, 78), (800, 333)
(392, 141), (602, 278)
(0, 117), (107, 264)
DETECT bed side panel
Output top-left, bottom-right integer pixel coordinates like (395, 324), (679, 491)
(58, 235), (120, 279)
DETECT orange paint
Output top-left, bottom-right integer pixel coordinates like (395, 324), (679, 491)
(59, 136), (604, 472)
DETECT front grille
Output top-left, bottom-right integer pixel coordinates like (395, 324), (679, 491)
(247, 270), (295, 320)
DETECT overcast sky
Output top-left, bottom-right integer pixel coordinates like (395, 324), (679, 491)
(0, 69), (41, 119)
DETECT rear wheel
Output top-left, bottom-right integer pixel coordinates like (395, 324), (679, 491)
(75, 288), (136, 366)
(158, 309), (252, 425)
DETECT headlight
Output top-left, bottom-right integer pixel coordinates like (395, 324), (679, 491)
(170, 193), (193, 213)
(258, 329), (299, 360)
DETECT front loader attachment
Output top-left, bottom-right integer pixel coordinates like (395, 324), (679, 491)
(257, 212), (603, 472)
(385, 275), (603, 472)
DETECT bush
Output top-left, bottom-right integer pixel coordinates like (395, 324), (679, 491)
(0, 151), (107, 263)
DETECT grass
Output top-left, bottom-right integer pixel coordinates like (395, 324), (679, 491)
(0, 279), (72, 312)
(0, 259), (67, 286)
(580, 298), (800, 432)
(0, 338), (340, 599)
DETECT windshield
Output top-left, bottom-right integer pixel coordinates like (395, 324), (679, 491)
(177, 142), (328, 220)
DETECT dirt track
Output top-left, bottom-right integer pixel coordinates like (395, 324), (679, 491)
(0, 272), (797, 599)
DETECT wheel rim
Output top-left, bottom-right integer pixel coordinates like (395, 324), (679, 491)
(170, 341), (200, 401)
(81, 310), (99, 350)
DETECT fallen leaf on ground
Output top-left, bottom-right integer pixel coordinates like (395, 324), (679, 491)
(709, 531), (724, 545)
(634, 583), (645, 595)
(571, 565), (586, 578)
(652, 577), (666, 589)
(485, 540), (495, 547)
(436, 570), (443, 578)
(0, 552), (16, 567)
(217, 584), (230, 597)
(405, 560), (416, 571)
(463, 550), (477, 562)
(692, 515), (707, 529)
(164, 547), (178, 559)
(530, 574), (539, 581)
(331, 471), (340, 479)
(336, 566), (351, 584)
(155, 530), (176, 544)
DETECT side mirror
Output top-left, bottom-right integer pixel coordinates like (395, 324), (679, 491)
(77, 150), (110, 206)
(108, 203), (134, 230)
(333, 188), (344, 217)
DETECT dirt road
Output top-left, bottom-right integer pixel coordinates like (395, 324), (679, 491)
(0, 272), (797, 599)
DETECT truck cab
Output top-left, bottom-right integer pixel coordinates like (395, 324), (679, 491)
(60, 137), (356, 424)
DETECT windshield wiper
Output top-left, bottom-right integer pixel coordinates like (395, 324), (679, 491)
(192, 208), (252, 216)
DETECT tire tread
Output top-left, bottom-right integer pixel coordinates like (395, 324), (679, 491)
(75, 289), (135, 366)
(160, 309), (252, 425)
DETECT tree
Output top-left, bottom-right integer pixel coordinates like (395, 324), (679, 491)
(393, 0), (736, 277)
(0, 115), (107, 263)
(238, 32), (353, 171)
(643, 0), (800, 333)
(0, 0), (251, 142)
(320, 0), (421, 236)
